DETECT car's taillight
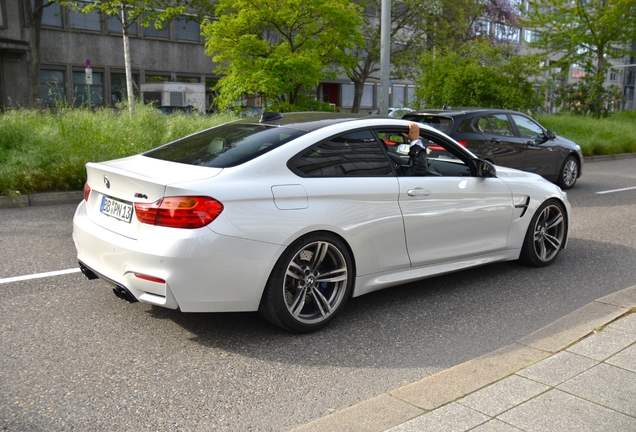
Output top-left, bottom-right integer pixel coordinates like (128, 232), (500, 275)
(456, 141), (468, 147)
(134, 196), (224, 229)
(84, 182), (91, 202)
(134, 273), (166, 284)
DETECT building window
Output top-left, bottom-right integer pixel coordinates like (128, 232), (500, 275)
(571, 64), (586, 79)
(473, 20), (490, 37)
(73, 70), (104, 106)
(0, 1), (4, 27)
(145, 73), (171, 83)
(342, 83), (374, 108)
(108, 15), (138, 35)
(361, 84), (373, 107)
(609, 70), (618, 82)
(523, 29), (539, 43)
(176, 76), (200, 83)
(144, 16), (169, 38)
(495, 23), (520, 42)
(175, 16), (200, 41)
(69, 1), (102, 31)
(393, 85), (406, 107)
(40, 69), (66, 105)
(41, 2), (62, 27)
(110, 72), (138, 105)
(407, 86), (415, 106)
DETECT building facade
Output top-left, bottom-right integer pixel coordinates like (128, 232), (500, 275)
(0, 0), (416, 112)
(1, 0), (633, 112)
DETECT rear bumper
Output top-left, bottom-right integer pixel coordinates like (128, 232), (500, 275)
(72, 201), (285, 312)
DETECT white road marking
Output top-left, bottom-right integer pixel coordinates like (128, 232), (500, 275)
(596, 186), (636, 195)
(0, 268), (81, 284)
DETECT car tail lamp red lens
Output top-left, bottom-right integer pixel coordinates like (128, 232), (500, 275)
(457, 141), (468, 147)
(134, 196), (224, 229)
(84, 182), (91, 202)
(134, 273), (166, 284)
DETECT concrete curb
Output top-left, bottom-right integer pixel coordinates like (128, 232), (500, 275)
(583, 153), (636, 163)
(0, 191), (84, 209)
(291, 285), (636, 432)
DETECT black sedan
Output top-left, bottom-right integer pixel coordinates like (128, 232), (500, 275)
(403, 108), (583, 189)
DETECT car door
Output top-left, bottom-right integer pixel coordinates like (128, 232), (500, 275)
(288, 128), (411, 277)
(476, 114), (527, 171)
(510, 114), (559, 178)
(391, 131), (514, 267)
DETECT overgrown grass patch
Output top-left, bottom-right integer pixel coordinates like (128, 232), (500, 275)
(535, 111), (636, 156)
(0, 104), (236, 196)
(1, 107), (635, 196)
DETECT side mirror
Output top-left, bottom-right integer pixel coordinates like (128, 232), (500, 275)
(475, 159), (497, 178)
(546, 130), (557, 140)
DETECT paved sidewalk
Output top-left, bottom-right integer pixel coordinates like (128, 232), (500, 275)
(293, 285), (636, 432)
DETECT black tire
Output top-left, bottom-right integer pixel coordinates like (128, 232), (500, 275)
(258, 233), (354, 333)
(519, 199), (567, 267)
(557, 155), (579, 189)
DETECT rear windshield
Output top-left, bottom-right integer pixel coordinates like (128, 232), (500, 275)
(402, 114), (454, 134)
(144, 124), (306, 167)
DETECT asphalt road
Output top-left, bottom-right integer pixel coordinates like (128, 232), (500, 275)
(1, 158), (636, 431)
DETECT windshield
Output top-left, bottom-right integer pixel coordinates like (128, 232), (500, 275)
(144, 124), (306, 167)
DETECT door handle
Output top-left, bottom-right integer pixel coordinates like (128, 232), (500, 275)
(407, 189), (431, 197)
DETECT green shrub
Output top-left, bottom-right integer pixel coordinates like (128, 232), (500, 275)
(0, 104), (236, 196)
(535, 112), (636, 156)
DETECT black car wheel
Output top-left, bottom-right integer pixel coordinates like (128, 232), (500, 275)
(519, 200), (566, 267)
(558, 155), (579, 189)
(259, 233), (354, 333)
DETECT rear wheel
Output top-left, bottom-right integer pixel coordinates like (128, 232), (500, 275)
(519, 200), (566, 267)
(259, 233), (354, 333)
(557, 155), (579, 189)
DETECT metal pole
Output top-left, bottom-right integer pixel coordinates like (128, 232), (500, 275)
(379, 0), (391, 116)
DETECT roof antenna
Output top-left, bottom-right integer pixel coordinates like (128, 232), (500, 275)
(260, 112), (284, 123)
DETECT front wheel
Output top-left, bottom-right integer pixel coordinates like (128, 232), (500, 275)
(259, 233), (354, 333)
(519, 200), (567, 267)
(558, 155), (579, 189)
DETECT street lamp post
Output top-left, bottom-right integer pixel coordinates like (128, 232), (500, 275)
(379, 0), (391, 116)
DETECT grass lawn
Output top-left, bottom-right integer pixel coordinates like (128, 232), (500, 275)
(1, 105), (635, 197)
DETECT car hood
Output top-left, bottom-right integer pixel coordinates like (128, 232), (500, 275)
(554, 135), (580, 150)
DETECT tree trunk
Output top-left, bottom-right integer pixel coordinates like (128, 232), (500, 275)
(121, 6), (135, 116)
(25, 0), (46, 108)
(351, 80), (365, 113)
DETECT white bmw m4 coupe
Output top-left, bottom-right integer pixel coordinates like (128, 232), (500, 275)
(73, 112), (571, 333)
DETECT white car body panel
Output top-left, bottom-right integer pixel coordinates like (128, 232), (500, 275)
(72, 115), (571, 318)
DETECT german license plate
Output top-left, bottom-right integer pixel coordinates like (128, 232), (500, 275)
(100, 195), (133, 223)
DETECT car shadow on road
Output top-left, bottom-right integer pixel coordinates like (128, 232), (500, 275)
(142, 236), (636, 370)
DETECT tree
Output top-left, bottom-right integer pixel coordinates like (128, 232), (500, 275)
(60, 0), (207, 116)
(345, 0), (520, 113)
(344, 0), (428, 113)
(414, 39), (544, 110)
(522, 0), (636, 117)
(201, 0), (363, 110)
(24, 0), (57, 108)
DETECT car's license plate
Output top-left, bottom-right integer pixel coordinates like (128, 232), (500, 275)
(100, 195), (133, 223)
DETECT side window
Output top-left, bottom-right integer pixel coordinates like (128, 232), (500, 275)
(457, 118), (481, 133)
(476, 117), (493, 133)
(488, 115), (514, 137)
(511, 114), (544, 139)
(421, 133), (472, 177)
(290, 130), (393, 177)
